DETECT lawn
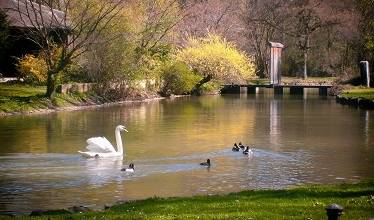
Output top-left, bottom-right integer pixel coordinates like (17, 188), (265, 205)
(7, 180), (373, 220)
(341, 88), (374, 101)
(0, 83), (49, 113)
(0, 83), (91, 113)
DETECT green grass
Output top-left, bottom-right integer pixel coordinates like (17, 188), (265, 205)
(0, 83), (93, 113)
(6, 180), (374, 219)
(0, 83), (49, 113)
(341, 88), (374, 101)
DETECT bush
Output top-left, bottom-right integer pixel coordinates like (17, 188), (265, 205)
(176, 34), (256, 87)
(60, 63), (90, 83)
(17, 54), (48, 84)
(198, 81), (221, 95)
(161, 62), (201, 96)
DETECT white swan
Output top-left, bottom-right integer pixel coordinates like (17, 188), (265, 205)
(78, 125), (128, 158)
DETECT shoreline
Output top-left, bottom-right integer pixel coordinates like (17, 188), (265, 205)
(2, 88), (373, 117)
(335, 87), (374, 109)
(336, 95), (374, 109)
(0, 95), (191, 117)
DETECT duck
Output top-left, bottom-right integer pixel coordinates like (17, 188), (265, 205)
(121, 163), (135, 173)
(232, 143), (240, 151)
(200, 159), (211, 167)
(243, 146), (253, 156)
(238, 142), (245, 150)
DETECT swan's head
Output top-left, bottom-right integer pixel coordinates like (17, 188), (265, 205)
(117, 125), (128, 132)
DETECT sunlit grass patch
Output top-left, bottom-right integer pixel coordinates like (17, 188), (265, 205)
(0, 83), (46, 97)
(0, 83), (92, 113)
(342, 88), (374, 100)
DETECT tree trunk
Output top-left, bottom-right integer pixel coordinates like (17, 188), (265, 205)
(46, 71), (56, 98)
(193, 75), (212, 95)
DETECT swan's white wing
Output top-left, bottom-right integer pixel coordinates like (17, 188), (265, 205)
(86, 137), (116, 153)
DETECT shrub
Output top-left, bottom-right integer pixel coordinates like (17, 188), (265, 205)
(17, 54), (48, 84)
(176, 34), (256, 89)
(161, 62), (201, 96)
(198, 81), (221, 95)
(60, 63), (90, 83)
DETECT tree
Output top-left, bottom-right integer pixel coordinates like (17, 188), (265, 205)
(83, 0), (188, 96)
(295, 8), (322, 79)
(240, 0), (290, 78)
(11, 0), (125, 98)
(356, 0), (374, 71)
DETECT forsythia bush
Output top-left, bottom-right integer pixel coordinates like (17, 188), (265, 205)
(176, 34), (256, 84)
(17, 54), (48, 84)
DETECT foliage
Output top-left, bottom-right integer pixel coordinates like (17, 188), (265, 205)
(356, 0), (374, 50)
(199, 81), (221, 94)
(7, 180), (374, 219)
(161, 61), (201, 95)
(17, 54), (48, 84)
(176, 34), (256, 89)
(356, 0), (374, 71)
(60, 63), (89, 83)
(83, 0), (181, 98)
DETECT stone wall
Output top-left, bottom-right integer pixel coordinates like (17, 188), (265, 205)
(57, 83), (95, 94)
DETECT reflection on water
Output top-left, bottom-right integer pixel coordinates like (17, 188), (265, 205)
(0, 90), (373, 215)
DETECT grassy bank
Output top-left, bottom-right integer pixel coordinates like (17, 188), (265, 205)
(7, 180), (374, 219)
(0, 83), (97, 114)
(0, 83), (47, 112)
(341, 88), (374, 101)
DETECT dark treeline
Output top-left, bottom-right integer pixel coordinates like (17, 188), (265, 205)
(178, 0), (373, 79)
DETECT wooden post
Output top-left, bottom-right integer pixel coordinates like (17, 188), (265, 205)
(360, 61), (370, 87)
(269, 42), (284, 85)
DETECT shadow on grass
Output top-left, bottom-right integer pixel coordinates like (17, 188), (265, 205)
(107, 181), (374, 214)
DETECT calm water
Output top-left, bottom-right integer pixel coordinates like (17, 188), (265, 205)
(0, 90), (373, 215)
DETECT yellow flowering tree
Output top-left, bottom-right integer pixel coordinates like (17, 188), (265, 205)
(176, 34), (256, 91)
(17, 54), (48, 84)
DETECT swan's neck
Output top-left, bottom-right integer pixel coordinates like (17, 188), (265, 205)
(115, 128), (124, 155)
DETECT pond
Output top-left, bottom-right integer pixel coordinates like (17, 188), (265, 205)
(0, 90), (373, 215)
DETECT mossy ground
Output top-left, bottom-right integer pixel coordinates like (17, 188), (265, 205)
(5, 180), (374, 220)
